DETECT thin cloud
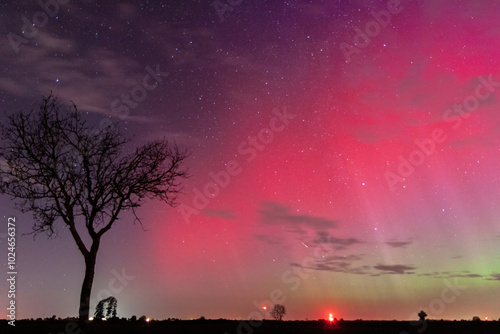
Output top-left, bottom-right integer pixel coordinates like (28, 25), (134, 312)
(312, 231), (362, 250)
(292, 260), (371, 276)
(373, 264), (417, 274)
(290, 252), (370, 275)
(317, 254), (364, 263)
(385, 240), (413, 248)
(258, 201), (338, 232)
(418, 270), (482, 279)
(461, 273), (482, 278)
(254, 234), (281, 245)
(485, 273), (500, 281)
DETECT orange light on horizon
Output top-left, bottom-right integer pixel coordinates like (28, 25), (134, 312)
(329, 313), (334, 322)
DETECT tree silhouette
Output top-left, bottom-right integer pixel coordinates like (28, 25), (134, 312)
(95, 296), (117, 319)
(0, 94), (188, 325)
(418, 310), (427, 321)
(106, 297), (117, 319)
(94, 302), (104, 320)
(270, 304), (286, 321)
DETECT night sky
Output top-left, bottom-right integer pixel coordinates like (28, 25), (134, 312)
(2, 0), (500, 322)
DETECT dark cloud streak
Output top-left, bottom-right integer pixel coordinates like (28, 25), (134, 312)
(373, 264), (416, 274)
(258, 201), (338, 232)
(385, 240), (413, 248)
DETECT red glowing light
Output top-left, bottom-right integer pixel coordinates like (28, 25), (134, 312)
(329, 313), (334, 322)
(262, 306), (267, 310)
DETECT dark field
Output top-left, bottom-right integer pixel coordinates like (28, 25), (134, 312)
(4, 319), (500, 334)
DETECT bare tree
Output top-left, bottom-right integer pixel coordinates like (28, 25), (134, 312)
(0, 94), (188, 325)
(270, 304), (286, 321)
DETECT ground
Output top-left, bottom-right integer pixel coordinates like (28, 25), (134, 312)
(3, 319), (500, 334)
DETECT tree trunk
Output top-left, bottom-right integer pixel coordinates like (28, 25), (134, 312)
(78, 240), (100, 326)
